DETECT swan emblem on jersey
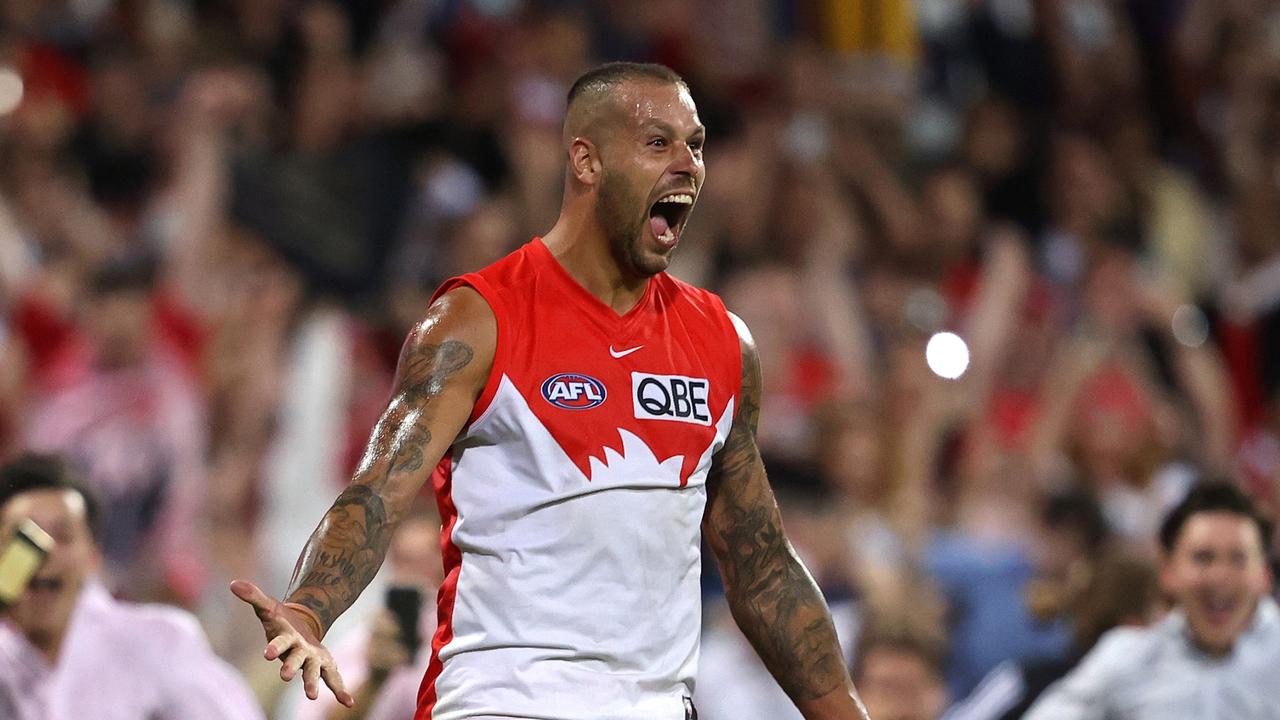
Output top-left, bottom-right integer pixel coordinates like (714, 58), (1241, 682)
(587, 426), (686, 484)
(541, 372), (607, 410)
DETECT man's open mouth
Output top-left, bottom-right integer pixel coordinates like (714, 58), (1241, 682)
(648, 191), (695, 247)
(27, 576), (64, 594)
(1200, 595), (1239, 622)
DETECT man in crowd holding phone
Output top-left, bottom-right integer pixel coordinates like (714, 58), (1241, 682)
(0, 453), (264, 720)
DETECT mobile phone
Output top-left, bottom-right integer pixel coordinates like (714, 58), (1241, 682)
(386, 586), (423, 655)
(0, 520), (55, 609)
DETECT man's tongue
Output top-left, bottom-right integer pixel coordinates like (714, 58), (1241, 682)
(649, 214), (674, 244)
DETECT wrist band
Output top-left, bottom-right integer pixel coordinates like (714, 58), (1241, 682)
(282, 601), (325, 639)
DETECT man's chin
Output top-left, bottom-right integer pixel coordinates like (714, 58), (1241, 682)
(12, 593), (75, 634)
(1188, 623), (1246, 656)
(626, 246), (672, 278)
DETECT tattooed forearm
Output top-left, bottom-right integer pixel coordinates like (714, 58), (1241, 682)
(710, 470), (848, 701)
(287, 485), (391, 630)
(284, 337), (475, 634)
(704, 328), (854, 707)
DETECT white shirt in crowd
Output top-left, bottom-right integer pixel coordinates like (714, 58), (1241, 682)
(0, 580), (264, 720)
(1025, 597), (1280, 720)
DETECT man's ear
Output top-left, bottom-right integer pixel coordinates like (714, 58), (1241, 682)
(568, 137), (602, 187)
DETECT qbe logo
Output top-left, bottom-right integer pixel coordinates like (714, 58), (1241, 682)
(632, 372), (711, 426)
(541, 373), (607, 410)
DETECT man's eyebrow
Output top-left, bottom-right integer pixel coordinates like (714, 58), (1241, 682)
(641, 120), (707, 140)
(641, 119), (676, 135)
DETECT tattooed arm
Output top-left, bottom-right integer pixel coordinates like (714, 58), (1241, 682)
(702, 314), (870, 720)
(231, 287), (495, 706)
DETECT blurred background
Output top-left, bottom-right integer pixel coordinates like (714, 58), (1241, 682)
(1, 0), (1278, 717)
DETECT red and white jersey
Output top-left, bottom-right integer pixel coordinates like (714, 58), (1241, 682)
(418, 239), (741, 720)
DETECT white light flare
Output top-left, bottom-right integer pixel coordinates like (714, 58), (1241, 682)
(926, 331), (970, 380)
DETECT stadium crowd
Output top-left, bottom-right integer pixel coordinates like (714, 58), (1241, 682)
(2, 0), (1280, 718)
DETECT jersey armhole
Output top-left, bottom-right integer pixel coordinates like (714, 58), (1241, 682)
(431, 274), (507, 425)
(713, 295), (744, 407)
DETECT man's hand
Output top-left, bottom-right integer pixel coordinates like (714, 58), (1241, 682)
(366, 610), (413, 678)
(230, 580), (355, 707)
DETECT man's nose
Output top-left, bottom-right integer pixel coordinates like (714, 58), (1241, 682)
(1203, 558), (1236, 585)
(669, 142), (700, 177)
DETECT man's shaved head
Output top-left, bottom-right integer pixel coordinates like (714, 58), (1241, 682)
(564, 62), (688, 146)
(556, 61), (704, 280)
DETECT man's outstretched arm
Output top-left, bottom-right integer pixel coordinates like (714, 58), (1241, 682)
(702, 314), (870, 720)
(231, 287), (495, 705)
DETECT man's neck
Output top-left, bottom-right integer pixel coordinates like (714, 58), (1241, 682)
(542, 218), (649, 315)
(27, 627), (66, 664)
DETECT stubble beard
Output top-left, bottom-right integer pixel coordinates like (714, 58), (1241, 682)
(596, 168), (667, 278)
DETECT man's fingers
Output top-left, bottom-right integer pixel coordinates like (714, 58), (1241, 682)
(265, 634), (296, 661)
(321, 664), (354, 708)
(302, 657), (322, 700)
(280, 648), (308, 682)
(230, 580), (277, 619)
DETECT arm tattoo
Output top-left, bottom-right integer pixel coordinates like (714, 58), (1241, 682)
(285, 338), (474, 633)
(705, 340), (850, 703)
(287, 485), (390, 630)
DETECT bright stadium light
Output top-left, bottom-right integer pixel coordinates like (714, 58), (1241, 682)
(926, 331), (970, 380)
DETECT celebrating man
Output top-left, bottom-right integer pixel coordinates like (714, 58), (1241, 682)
(233, 62), (869, 720)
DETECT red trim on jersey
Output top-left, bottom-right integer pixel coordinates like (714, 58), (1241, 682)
(417, 455), (462, 718)
(430, 274), (508, 425)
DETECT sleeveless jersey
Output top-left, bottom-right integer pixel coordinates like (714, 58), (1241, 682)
(417, 238), (741, 720)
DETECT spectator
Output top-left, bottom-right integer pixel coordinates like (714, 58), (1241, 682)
(24, 254), (208, 606)
(925, 482), (1075, 700)
(0, 452), (263, 720)
(1024, 481), (1279, 719)
(947, 551), (1161, 720)
(851, 617), (950, 720)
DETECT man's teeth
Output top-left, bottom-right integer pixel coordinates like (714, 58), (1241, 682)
(662, 194), (694, 205)
(659, 228), (675, 243)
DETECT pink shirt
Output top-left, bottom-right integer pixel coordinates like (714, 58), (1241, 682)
(0, 581), (264, 720)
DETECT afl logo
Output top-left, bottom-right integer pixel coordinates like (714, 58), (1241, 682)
(541, 373), (607, 410)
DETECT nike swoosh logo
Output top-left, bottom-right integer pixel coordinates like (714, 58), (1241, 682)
(609, 345), (644, 358)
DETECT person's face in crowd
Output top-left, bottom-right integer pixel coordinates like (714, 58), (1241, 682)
(595, 80), (705, 278)
(0, 489), (100, 651)
(448, 201), (519, 276)
(921, 168), (981, 259)
(387, 515), (443, 591)
(85, 289), (152, 369)
(857, 645), (947, 720)
(819, 411), (886, 506)
(1162, 511), (1272, 656)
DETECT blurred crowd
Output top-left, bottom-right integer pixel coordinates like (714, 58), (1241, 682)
(2, 0), (1280, 718)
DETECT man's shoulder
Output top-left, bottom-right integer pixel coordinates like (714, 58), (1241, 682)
(655, 272), (735, 325)
(1076, 617), (1180, 682)
(656, 270), (720, 303)
(88, 590), (210, 651)
(1090, 623), (1167, 658)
